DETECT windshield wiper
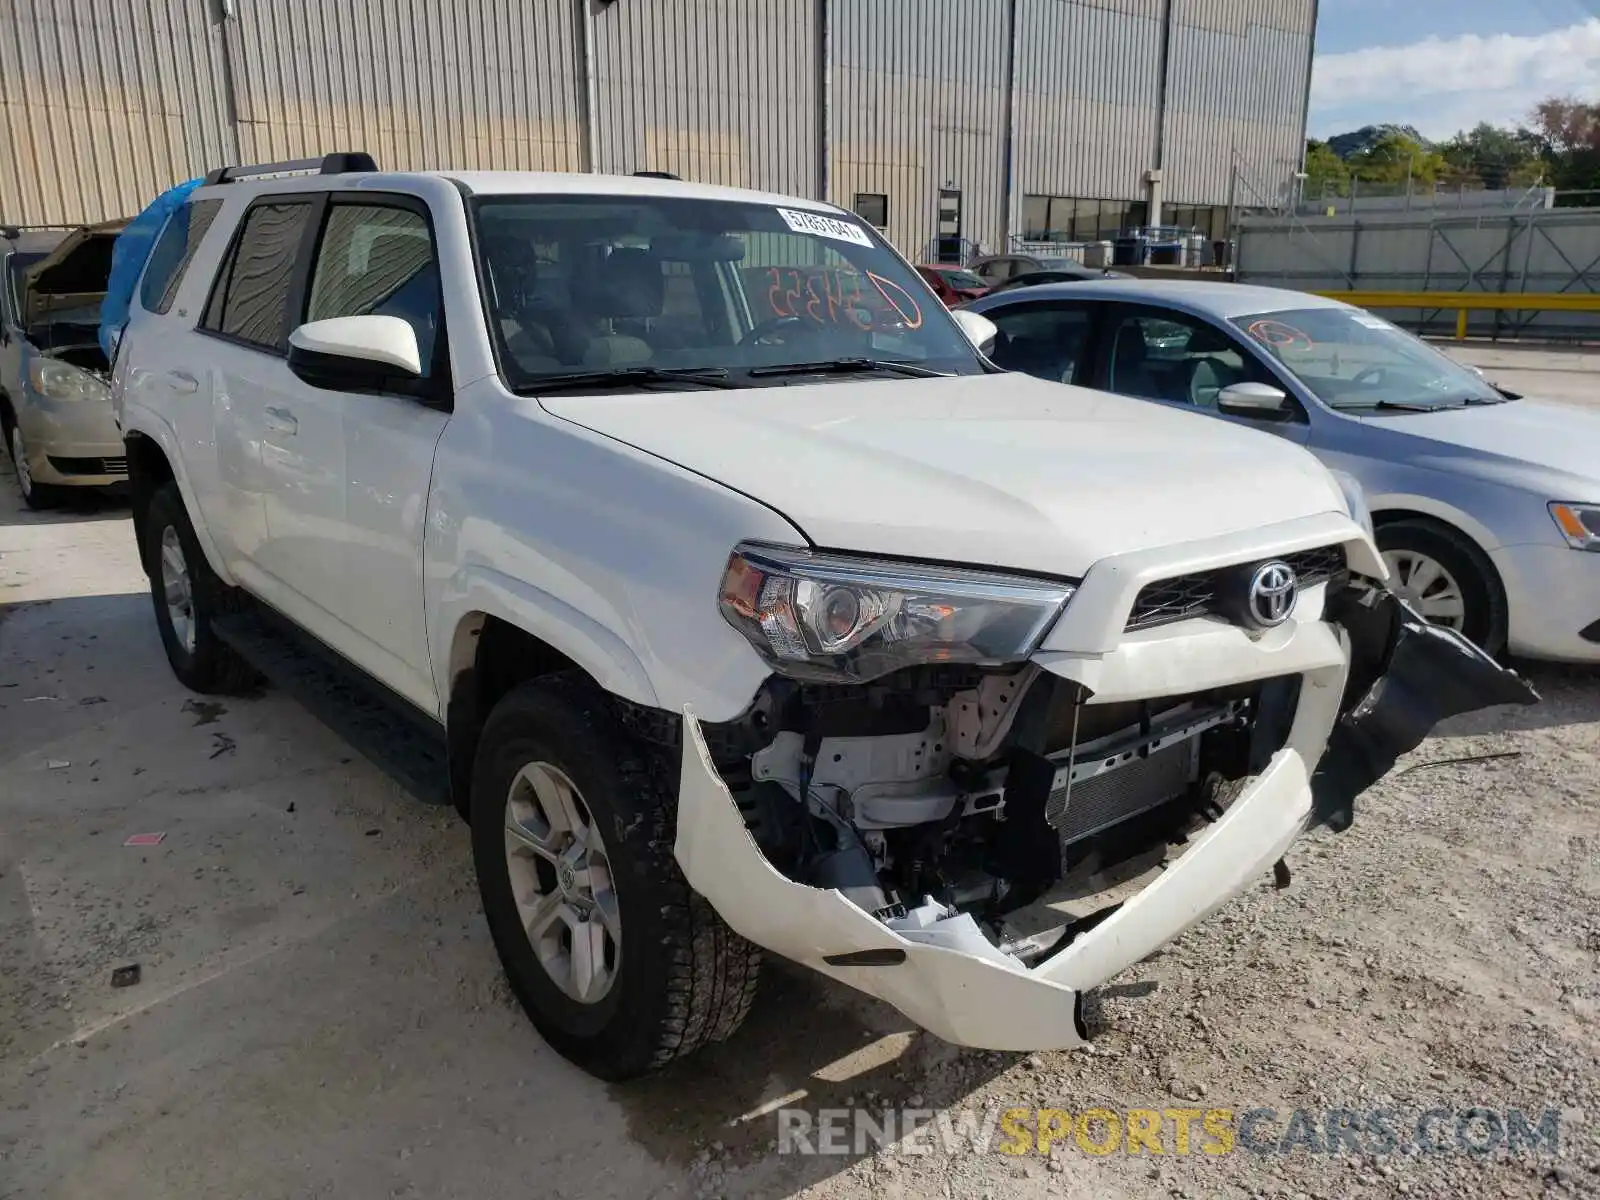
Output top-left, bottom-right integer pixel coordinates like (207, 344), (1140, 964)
(1342, 398), (1455, 413)
(517, 367), (737, 394)
(745, 357), (948, 380)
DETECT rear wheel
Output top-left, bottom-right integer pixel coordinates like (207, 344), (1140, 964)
(142, 482), (260, 693)
(1377, 518), (1506, 654)
(471, 677), (760, 1080)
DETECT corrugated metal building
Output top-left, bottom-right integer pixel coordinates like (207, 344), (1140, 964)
(1, 0), (1315, 259)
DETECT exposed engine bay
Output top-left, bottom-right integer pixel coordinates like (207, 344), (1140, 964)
(718, 662), (1292, 966)
(673, 580), (1539, 974)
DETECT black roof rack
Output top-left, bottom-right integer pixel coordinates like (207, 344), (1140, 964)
(204, 152), (378, 186)
(632, 170), (680, 180)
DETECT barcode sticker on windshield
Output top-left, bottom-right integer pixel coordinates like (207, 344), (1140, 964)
(776, 208), (874, 247)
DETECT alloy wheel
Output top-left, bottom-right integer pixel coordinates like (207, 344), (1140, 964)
(159, 525), (198, 653)
(10, 425), (33, 499)
(502, 761), (621, 1004)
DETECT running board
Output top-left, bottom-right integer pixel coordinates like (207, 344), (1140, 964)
(212, 607), (453, 807)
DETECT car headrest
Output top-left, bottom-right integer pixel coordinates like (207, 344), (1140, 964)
(1183, 323), (1233, 353)
(576, 247), (664, 319)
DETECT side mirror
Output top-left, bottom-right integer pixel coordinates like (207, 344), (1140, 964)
(950, 308), (998, 355)
(1217, 381), (1289, 415)
(287, 315), (421, 391)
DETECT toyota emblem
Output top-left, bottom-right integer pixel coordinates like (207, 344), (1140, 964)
(1246, 560), (1298, 628)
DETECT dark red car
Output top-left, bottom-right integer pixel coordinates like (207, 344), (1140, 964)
(916, 264), (990, 307)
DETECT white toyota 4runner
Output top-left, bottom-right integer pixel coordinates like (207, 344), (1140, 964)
(114, 156), (1533, 1080)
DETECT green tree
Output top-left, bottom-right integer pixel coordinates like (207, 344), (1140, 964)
(1303, 139), (1349, 197)
(1347, 132), (1449, 188)
(1438, 123), (1543, 189)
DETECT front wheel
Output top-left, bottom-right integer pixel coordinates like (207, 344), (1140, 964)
(6, 418), (67, 509)
(1377, 518), (1506, 655)
(142, 482), (260, 693)
(471, 677), (760, 1080)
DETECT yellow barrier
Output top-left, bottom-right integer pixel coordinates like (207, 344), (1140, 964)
(1313, 290), (1600, 341)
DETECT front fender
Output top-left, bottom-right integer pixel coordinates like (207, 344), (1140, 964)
(1311, 583), (1539, 830)
(432, 565), (661, 714)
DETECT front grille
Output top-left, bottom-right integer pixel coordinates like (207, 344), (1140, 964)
(1126, 545), (1348, 631)
(47, 455), (128, 477)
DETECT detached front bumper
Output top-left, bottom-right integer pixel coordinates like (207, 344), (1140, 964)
(675, 588), (1535, 1051)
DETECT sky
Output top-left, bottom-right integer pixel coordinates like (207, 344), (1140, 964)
(1309, 0), (1600, 140)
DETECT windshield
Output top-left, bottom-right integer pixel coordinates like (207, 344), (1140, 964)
(473, 195), (981, 390)
(1233, 306), (1504, 410)
(931, 268), (987, 289)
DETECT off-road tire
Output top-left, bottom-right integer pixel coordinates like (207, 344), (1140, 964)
(1376, 517), (1507, 656)
(471, 676), (761, 1080)
(143, 482), (260, 694)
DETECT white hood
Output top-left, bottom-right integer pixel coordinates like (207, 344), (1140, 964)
(1364, 398), (1600, 486)
(542, 373), (1347, 577)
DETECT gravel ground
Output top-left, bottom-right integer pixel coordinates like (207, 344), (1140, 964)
(692, 664), (1598, 1200)
(2, 343), (1596, 1199)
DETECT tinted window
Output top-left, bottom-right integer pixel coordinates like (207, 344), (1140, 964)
(1104, 308), (1273, 410)
(140, 199), (223, 314)
(307, 204), (441, 377)
(988, 304), (1091, 384)
(204, 201), (312, 350)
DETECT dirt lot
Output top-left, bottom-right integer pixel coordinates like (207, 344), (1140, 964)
(1, 344), (1596, 1199)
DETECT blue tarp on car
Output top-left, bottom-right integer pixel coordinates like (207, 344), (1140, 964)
(98, 177), (203, 362)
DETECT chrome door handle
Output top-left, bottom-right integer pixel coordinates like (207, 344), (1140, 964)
(263, 406), (298, 435)
(167, 370), (199, 394)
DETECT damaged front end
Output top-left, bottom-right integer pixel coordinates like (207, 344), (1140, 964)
(673, 547), (1536, 1051)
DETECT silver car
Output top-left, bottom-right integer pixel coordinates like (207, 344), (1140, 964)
(967, 279), (1600, 663)
(1, 221), (126, 507)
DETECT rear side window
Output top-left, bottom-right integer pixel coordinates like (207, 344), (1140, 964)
(140, 199), (223, 314)
(306, 204), (442, 377)
(202, 201), (313, 350)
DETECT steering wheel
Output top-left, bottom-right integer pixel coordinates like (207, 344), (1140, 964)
(739, 316), (809, 347)
(1351, 365), (1388, 387)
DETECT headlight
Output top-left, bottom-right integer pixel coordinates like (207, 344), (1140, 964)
(1330, 469), (1374, 538)
(27, 358), (110, 403)
(1548, 502), (1600, 551)
(718, 543), (1074, 683)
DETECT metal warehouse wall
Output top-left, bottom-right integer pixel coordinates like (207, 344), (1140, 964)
(831, 0), (1010, 259)
(1013, 0), (1164, 206)
(223, 0), (583, 173)
(3, 0), (1315, 250)
(1163, 0), (1315, 207)
(1, 0), (235, 225)
(591, 0), (817, 194)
